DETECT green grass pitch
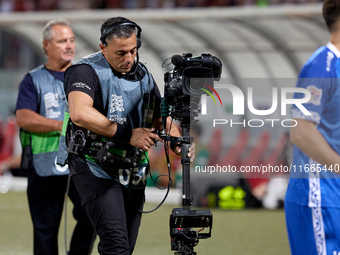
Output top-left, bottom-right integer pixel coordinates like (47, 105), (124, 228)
(0, 191), (290, 255)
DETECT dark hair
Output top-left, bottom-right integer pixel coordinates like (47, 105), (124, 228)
(100, 16), (139, 45)
(323, 0), (340, 32)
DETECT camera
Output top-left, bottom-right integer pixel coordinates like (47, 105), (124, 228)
(161, 53), (222, 255)
(164, 53), (222, 111)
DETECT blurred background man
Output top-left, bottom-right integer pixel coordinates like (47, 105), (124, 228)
(14, 19), (94, 255)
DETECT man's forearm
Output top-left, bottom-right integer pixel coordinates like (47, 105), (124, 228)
(166, 117), (181, 138)
(68, 91), (118, 138)
(291, 119), (340, 168)
(70, 105), (118, 138)
(16, 109), (63, 133)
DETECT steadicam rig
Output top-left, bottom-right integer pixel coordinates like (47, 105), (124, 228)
(161, 53), (222, 255)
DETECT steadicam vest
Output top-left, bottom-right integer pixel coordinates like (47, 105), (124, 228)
(57, 52), (154, 188)
(20, 65), (69, 176)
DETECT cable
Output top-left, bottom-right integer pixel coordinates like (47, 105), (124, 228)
(137, 113), (178, 214)
(140, 63), (152, 129)
(128, 64), (173, 213)
(136, 141), (173, 213)
(64, 173), (71, 255)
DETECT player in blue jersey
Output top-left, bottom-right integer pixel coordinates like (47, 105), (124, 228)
(284, 0), (340, 254)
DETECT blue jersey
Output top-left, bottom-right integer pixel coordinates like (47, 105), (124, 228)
(285, 42), (340, 208)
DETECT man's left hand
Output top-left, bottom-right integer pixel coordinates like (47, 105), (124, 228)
(174, 142), (196, 163)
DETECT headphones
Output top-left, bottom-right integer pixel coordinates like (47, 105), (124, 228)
(100, 20), (142, 49)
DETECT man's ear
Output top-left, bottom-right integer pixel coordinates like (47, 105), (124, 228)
(99, 43), (106, 55)
(43, 40), (49, 52)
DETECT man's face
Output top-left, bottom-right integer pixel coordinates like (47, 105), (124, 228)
(43, 24), (75, 63)
(100, 33), (138, 74)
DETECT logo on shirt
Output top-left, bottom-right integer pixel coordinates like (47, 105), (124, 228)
(110, 114), (126, 125)
(110, 94), (124, 113)
(109, 94), (126, 124)
(306, 85), (322, 105)
(72, 82), (91, 90)
(44, 92), (61, 119)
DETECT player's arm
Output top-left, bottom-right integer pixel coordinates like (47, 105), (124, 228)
(290, 118), (340, 168)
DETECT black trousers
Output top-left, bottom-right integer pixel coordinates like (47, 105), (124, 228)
(69, 156), (144, 255)
(27, 168), (94, 255)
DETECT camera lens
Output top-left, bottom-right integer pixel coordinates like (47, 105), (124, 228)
(190, 78), (206, 92)
(182, 67), (214, 96)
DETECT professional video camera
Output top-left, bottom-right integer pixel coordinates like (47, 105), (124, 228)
(161, 53), (222, 255)
(163, 53), (222, 124)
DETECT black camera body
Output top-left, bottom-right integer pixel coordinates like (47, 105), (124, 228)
(164, 52), (222, 99)
(163, 53), (222, 124)
(170, 208), (213, 254)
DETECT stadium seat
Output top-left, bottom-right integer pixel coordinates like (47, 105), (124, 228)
(0, 116), (17, 165)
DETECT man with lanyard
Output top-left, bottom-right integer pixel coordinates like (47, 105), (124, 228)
(57, 16), (195, 254)
(285, 0), (340, 254)
(15, 19), (94, 255)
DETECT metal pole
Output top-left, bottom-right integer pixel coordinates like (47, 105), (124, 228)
(181, 124), (191, 210)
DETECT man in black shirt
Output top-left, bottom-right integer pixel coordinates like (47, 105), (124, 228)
(58, 17), (195, 255)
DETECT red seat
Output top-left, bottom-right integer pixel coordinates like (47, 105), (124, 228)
(207, 127), (223, 166)
(0, 116), (17, 163)
(217, 128), (249, 169)
(241, 131), (271, 191)
(262, 133), (289, 168)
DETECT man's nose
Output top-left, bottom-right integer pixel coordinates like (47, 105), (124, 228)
(66, 40), (74, 49)
(125, 52), (134, 63)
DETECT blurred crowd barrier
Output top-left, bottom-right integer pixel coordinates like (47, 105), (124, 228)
(0, 0), (324, 12)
